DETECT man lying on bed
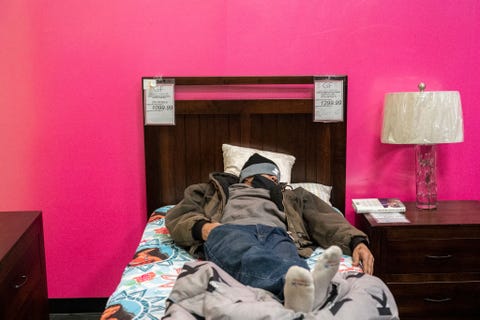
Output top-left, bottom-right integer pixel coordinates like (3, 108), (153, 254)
(165, 153), (374, 313)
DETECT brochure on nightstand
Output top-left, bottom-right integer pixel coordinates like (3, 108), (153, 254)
(368, 212), (410, 223)
(352, 198), (406, 213)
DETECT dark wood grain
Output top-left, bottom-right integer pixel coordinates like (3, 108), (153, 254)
(144, 76), (347, 215)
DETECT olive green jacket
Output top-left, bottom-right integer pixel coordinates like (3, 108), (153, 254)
(165, 172), (367, 258)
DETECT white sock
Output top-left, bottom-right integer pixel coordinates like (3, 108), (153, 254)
(311, 245), (342, 309)
(284, 266), (314, 313)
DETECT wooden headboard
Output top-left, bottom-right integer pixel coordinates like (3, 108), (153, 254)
(143, 76), (347, 217)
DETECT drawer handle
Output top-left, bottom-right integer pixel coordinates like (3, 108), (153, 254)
(14, 275), (28, 289)
(425, 254), (453, 260)
(424, 297), (452, 303)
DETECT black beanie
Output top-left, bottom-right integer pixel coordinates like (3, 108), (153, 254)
(239, 153), (280, 182)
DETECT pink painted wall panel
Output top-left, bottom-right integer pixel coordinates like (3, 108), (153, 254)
(1, 0), (479, 298)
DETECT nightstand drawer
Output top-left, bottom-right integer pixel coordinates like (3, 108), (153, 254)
(389, 281), (480, 318)
(385, 238), (480, 274)
(0, 230), (44, 318)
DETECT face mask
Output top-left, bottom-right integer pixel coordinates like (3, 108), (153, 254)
(251, 175), (277, 191)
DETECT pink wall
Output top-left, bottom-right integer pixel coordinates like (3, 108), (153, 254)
(1, 0), (479, 298)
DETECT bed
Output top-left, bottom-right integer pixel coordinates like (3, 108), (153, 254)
(101, 76), (399, 319)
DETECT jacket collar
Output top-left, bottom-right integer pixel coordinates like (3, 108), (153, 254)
(209, 172), (239, 201)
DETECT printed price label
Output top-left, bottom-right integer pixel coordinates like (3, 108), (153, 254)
(314, 79), (344, 122)
(143, 78), (175, 125)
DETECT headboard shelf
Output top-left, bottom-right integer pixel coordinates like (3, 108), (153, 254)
(172, 76), (315, 85)
(144, 76), (347, 216)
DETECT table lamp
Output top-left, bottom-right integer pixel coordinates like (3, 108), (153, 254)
(381, 83), (464, 209)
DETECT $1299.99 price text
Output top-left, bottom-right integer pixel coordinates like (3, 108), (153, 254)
(318, 99), (342, 107)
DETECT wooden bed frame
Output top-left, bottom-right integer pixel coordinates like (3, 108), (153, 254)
(143, 76), (347, 217)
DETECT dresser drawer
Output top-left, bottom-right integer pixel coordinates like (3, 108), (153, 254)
(389, 281), (480, 318)
(384, 238), (480, 274)
(0, 222), (47, 319)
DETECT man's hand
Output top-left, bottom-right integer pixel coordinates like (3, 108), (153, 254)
(352, 243), (374, 275)
(201, 222), (222, 241)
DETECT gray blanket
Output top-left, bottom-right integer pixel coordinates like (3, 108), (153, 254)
(162, 261), (399, 320)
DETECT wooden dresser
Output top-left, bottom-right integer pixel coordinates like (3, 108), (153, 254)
(0, 211), (48, 320)
(358, 201), (480, 319)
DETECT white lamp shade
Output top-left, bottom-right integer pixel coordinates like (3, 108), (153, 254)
(381, 91), (464, 144)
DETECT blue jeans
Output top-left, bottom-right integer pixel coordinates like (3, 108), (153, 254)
(203, 224), (309, 298)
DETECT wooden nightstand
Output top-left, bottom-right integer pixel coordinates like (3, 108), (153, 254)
(0, 211), (49, 320)
(358, 201), (480, 319)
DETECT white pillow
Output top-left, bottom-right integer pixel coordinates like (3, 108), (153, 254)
(290, 182), (332, 205)
(222, 144), (296, 183)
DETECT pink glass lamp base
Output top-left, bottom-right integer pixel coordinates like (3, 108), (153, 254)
(415, 144), (437, 210)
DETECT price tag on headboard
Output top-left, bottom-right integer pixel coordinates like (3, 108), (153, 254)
(313, 76), (345, 122)
(143, 77), (175, 125)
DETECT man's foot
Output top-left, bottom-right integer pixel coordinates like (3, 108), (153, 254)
(312, 245), (342, 308)
(284, 266), (314, 313)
